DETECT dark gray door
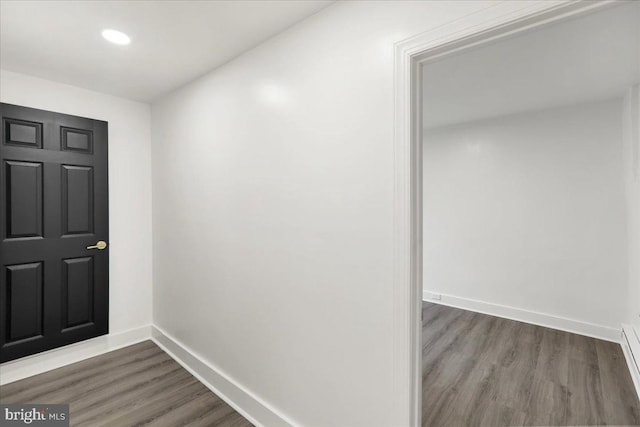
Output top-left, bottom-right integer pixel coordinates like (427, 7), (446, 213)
(0, 103), (109, 362)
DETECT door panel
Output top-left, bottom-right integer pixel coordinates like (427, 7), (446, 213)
(4, 262), (44, 344)
(3, 118), (42, 148)
(0, 103), (108, 362)
(62, 165), (94, 235)
(61, 256), (94, 330)
(61, 127), (93, 153)
(5, 160), (44, 238)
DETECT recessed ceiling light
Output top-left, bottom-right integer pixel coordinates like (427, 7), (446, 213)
(102, 29), (131, 45)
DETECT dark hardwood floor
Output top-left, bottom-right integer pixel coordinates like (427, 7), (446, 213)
(422, 302), (640, 427)
(2, 310), (638, 427)
(0, 340), (252, 427)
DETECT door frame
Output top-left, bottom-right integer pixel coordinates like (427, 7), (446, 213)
(392, 1), (618, 424)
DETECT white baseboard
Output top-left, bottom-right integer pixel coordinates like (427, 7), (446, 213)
(151, 325), (293, 427)
(622, 324), (640, 401)
(0, 324), (152, 385)
(423, 291), (620, 343)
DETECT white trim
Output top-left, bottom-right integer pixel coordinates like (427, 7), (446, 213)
(0, 324), (152, 385)
(423, 291), (620, 343)
(392, 20), (422, 427)
(151, 325), (293, 427)
(393, 0), (618, 424)
(622, 324), (640, 401)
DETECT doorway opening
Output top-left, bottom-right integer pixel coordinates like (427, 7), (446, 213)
(394, 1), (640, 425)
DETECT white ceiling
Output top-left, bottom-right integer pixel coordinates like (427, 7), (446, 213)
(0, 1), (333, 102)
(422, 1), (640, 129)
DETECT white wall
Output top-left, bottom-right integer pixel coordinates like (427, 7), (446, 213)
(423, 99), (628, 335)
(147, 1), (579, 425)
(0, 70), (153, 378)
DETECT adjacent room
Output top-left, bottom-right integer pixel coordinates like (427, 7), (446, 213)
(421, 2), (640, 426)
(0, 1), (638, 426)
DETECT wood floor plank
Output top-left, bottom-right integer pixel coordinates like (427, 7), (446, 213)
(568, 332), (599, 365)
(479, 401), (527, 427)
(89, 378), (203, 426)
(493, 321), (543, 414)
(567, 358), (607, 425)
(523, 377), (568, 426)
(0, 341), (162, 401)
(188, 403), (252, 427)
(143, 392), (239, 427)
(70, 357), (182, 409)
(0, 341), (252, 427)
(71, 365), (190, 424)
(535, 328), (570, 386)
(422, 302), (640, 426)
(4, 351), (176, 405)
(96, 380), (214, 427)
(595, 339), (640, 425)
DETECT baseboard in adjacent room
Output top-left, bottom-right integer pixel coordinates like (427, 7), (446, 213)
(622, 324), (640, 401)
(0, 324), (152, 385)
(151, 325), (293, 427)
(423, 291), (620, 343)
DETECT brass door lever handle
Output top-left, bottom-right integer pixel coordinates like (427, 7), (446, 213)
(87, 241), (108, 250)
